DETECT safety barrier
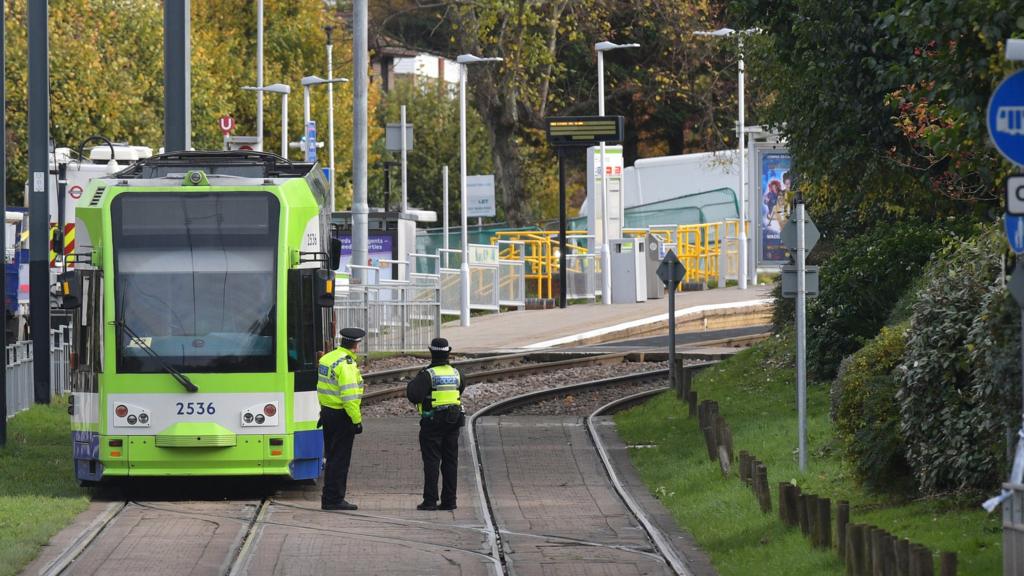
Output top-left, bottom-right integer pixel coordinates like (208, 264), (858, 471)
(333, 281), (441, 355)
(624, 220), (747, 289)
(5, 326), (73, 421)
(491, 230), (593, 300)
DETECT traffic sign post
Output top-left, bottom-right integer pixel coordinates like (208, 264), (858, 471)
(657, 250), (686, 393)
(780, 189), (819, 471)
(1008, 176), (1024, 215)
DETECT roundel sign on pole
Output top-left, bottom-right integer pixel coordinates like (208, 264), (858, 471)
(68, 185), (83, 200)
(218, 115), (236, 136)
(987, 69), (1024, 166)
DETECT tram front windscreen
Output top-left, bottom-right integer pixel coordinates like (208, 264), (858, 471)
(112, 192), (280, 374)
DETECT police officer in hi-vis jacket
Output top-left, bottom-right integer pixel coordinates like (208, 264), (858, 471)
(318, 327), (366, 511)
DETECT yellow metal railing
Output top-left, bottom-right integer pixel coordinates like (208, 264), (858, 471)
(624, 220), (749, 289)
(491, 230), (591, 299)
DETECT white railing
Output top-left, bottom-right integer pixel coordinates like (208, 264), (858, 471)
(5, 325), (73, 421)
(333, 279), (442, 355)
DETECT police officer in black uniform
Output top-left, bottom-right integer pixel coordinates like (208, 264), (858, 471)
(407, 337), (465, 511)
(318, 327), (366, 511)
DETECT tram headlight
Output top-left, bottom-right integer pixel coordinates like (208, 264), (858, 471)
(126, 414), (137, 425)
(138, 413), (149, 424)
(263, 403), (277, 417)
(243, 412), (254, 424)
(115, 405), (128, 418)
(255, 414), (266, 424)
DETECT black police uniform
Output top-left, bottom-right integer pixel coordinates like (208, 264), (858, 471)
(407, 338), (464, 511)
(319, 327), (366, 511)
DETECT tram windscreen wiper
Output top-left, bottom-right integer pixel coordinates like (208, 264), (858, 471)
(116, 279), (199, 393)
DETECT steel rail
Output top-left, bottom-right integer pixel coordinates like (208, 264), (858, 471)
(588, 388), (694, 576)
(466, 368), (672, 576)
(38, 500), (128, 576)
(226, 498), (272, 576)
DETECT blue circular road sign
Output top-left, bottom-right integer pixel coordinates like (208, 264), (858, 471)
(988, 69), (1024, 166)
(1006, 214), (1024, 254)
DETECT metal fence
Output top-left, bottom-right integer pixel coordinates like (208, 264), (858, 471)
(1004, 483), (1024, 574)
(566, 253), (598, 300)
(333, 280), (441, 355)
(5, 326), (73, 421)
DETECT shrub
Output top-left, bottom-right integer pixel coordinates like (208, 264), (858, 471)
(808, 222), (948, 380)
(832, 324), (912, 491)
(897, 225), (1019, 495)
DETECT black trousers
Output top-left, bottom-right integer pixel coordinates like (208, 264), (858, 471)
(321, 407), (356, 505)
(419, 415), (461, 506)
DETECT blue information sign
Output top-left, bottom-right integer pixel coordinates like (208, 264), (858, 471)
(988, 70), (1024, 166)
(304, 121), (317, 163)
(1006, 214), (1024, 254)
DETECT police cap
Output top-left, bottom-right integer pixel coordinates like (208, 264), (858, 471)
(429, 337), (451, 352)
(340, 327), (366, 343)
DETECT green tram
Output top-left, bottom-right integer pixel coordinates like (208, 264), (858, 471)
(62, 151), (339, 483)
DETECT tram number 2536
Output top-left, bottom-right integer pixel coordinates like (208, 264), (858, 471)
(176, 401), (216, 416)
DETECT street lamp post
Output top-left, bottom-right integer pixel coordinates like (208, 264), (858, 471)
(595, 41), (639, 306)
(301, 75), (349, 165)
(456, 53), (503, 327)
(326, 26), (337, 211)
(243, 83), (291, 157)
(694, 27), (759, 290)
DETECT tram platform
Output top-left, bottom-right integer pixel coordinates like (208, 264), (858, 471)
(443, 285), (773, 353)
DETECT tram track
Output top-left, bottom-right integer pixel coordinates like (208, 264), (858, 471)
(467, 368), (697, 575)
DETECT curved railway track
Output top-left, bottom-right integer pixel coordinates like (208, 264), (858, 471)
(467, 368), (695, 576)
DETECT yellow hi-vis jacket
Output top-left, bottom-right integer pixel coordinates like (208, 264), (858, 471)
(417, 365), (461, 415)
(317, 346), (363, 424)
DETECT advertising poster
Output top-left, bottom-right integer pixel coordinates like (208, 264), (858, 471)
(759, 152), (792, 263)
(334, 232), (397, 278)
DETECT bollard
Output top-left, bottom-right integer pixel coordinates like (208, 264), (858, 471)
(786, 484), (802, 527)
(721, 423), (734, 464)
(862, 527), (875, 576)
(739, 451), (751, 483)
(686, 390), (697, 417)
(798, 494), (810, 535)
(847, 524), (864, 576)
(778, 482), (791, 523)
(703, 426), (717, 461)
(837, 500), (850, 559)
(818, 497), (831, 549)
(756, 464), (771, 513)
(939, 552), (956, 576)
(895, 538), (910, 576)
(807, 495), (819, 545)
(881, 531), (895, 575)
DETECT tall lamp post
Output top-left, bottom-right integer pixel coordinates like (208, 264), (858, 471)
(595, 41), (639, 306)
(242, 83), (291, 158)
(301, 75), (348, 170)
(456, 53), (502, 327)
(694, 27), (759, 289)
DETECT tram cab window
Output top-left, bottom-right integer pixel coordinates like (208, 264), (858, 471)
(287, 268), (327, 390)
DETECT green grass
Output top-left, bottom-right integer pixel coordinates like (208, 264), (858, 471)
(0, 397), (91, 576)
(615, 333), (1001, 575)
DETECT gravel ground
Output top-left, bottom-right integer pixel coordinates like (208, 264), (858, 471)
(362, 354), (469, 373)
(362, 360), (669, 417)
(499, 378), (669, 417)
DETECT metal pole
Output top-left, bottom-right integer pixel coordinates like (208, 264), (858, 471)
(796, 195), (807, 471)
(351, 0), (369, 283)
(668, 260), (677, 392)
(597, 50), (612, 306)
(281, 93), (288, 158)
(163, 0), (191, 152)
(0, 0), (7, 445)
(401, 105), (408, 214)
(256, 0), (264, 152)
(738, 36), (748, 290)
(28, 0), (50, 404)
(459, 64), (471, 326)
(443, 165), (449, 269)
(326, 27), (336, 212)
(303, 86), (311, 134)
(558, 149), (567, 308)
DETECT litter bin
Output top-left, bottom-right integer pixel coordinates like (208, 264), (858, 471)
(609, 238), (647, 304)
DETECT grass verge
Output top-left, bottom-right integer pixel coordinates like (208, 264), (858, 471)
(614, 332), (1001, 575)
(0, 397), (91, 576)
